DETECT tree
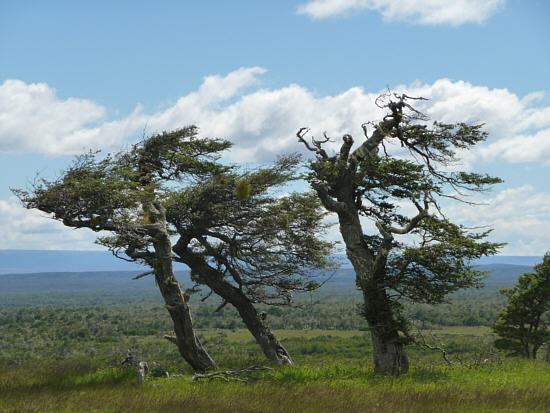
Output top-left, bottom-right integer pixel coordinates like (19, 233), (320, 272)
(15, 127), (230, 372)
(494, 253), (550, 359)
(297, 93), (502, 375)
(165, 154), (334, 365)
(16, 126), (333, 368)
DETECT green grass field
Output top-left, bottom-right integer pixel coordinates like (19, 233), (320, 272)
(2, 327), (549, 413)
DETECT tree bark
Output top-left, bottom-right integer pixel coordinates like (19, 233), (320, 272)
(144, 202), (216, 372)
(333, 195), (409, 375)
(174, 246), (293, 365)
(364, 289), (409, 375)
(230, 289), (293, 365)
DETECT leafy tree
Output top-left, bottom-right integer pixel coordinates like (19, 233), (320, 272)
(494, 253), (550, 359)
(165, 154), (335, 364)
(297, 93), (502, 375)
(15, 127), (230, 371)
(16, 127), (333, 368)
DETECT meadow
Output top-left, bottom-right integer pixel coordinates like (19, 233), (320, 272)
(2, 326), (550, 413)
(1, 271), (548, 413)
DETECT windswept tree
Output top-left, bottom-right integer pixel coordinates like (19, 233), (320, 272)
(164, 154), (335, 365)
(297, 93), (502, 375)
(494, 253), (550, 359)
(15, 127), (230, 372)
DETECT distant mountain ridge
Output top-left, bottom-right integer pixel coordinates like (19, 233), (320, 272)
(0, 249), (187, 274)
(0, 250), (543, 274)
(0, 259), (534, 307)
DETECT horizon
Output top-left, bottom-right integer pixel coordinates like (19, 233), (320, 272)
(0, 249), (543, 276)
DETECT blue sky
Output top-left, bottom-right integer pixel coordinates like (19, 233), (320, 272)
(0, 0), (549, 254)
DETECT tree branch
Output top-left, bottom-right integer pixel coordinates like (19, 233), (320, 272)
(132, 270), (154, 280)
(311, 182), (346, 213)
(297, 128), (329, 159)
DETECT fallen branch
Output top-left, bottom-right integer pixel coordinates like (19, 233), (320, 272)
(406, 326), (453, 366)
(191, 365), (274, 382)
(414, 329), (453, 366)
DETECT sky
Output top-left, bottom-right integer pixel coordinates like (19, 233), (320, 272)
(0, 0), (549, 255)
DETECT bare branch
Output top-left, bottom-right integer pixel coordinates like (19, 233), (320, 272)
(338, 134), (353, 162)
(411, 328), (453, 366)
(297, 127), (329, 159)
(215, 300), (228, 312)
(132, 270), (154, 280)
(380, 196), (429, 235)
(311, 182), (347, 214)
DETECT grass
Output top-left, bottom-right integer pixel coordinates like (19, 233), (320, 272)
(2, 360), (549, 413)
(1, 328), (549, 413)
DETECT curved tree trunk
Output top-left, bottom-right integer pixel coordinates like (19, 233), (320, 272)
(336, 197), (409, 375)
(174, 245), (293, 365)
(228, 290), (293, 365)
(144, 202), (216, 372)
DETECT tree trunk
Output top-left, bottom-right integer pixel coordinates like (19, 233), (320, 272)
(175, 248), (293, 365)
(371, 329), (409, 375)
(336, 201), (408, 375)
(363, 287), (409, 375)
(145, 202), (216, 372)
(531, 345), (540, 360)
(230, 292), (293, 365)
(522, 340), (530, 359)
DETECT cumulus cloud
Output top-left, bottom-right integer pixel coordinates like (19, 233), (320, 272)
(446, 185), (550, 256)
(2, 68), (550, 253)
(2, 68), (550, 165)
(0, 197), (101, 250)
(296, 0), (505, 25)
(0, 79), (147, 155)
(389, 79), (550, 165)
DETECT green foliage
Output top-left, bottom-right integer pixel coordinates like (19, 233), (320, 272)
(387, 218), (502, 304)
(300, 94), (503, 346)
(234, 179), (252, 200)
(14, 127), (231, 238)
(494, 253), (550, 358)
(132, 126), (232, 182)
(165, 154), (335, 305)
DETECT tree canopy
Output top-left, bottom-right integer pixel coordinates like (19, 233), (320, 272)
(166, 154), (334, 305)
(15, 126), (231, 371)
(494, 253), (550, 359)
(15, 126), (334, 367)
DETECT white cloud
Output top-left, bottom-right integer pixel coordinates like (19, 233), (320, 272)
(0, 197), (101, 250)
(0, 79), (109, 154)
(296, 0), (505, 25)
(2, 68), (550, 166)
(446, 185), (550, 256)
(479, 129), (550, 163)
(0, 68), (269, 156)
(3, 69), (550, 254)
(395, 79), (550, 165)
